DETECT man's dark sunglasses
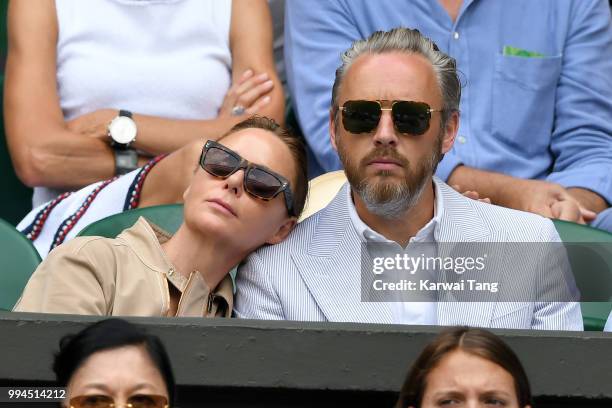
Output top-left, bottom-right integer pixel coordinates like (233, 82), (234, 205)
(200, 140), (295, 217)
(339, 100), (444, 135)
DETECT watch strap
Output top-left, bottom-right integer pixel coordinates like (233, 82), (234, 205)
(119, 109), (133, 118)
(110, 140), (130, 150)
(114, 149), (139, 175)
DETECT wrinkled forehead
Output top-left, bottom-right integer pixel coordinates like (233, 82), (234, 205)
(215, 128), (296, 184)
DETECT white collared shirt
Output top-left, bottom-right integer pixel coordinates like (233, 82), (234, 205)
(347, 178), (446, 325)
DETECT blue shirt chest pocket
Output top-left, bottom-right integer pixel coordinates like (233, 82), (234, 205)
(491, 54), (563, 156)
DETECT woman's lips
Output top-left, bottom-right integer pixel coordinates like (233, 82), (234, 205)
(206, 198), (237, 217)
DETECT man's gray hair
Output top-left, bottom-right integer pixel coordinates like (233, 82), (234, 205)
(331, 27), (461, 125)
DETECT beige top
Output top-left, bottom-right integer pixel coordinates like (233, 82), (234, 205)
(14, 217), (233, 317)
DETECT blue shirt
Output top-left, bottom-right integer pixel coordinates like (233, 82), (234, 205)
(285, 0), (612, 204)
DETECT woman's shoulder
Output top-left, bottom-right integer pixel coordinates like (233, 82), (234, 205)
(45, 235), (121, 267)
(49, 235), (114, 255)
(54, 217), (156, 256)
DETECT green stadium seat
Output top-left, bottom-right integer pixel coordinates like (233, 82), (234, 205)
(552, 220), (612, 331)
(77, 204), (184, 238)
(0, 218), (41, 310)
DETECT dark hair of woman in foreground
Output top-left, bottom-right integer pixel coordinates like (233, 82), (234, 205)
(396, 327), (532, 408)
(54, 319), (175, 407)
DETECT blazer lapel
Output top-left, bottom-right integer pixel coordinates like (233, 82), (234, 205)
(434, 180), (505, 327)
(291, 184), (393, 323)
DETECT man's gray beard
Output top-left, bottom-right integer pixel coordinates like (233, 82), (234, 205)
(351, 143), (440, 219)
(354, 172), (429, 219)
(337, 124), (443, 220)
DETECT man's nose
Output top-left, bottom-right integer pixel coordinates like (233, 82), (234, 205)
(372, 110), (399, 147)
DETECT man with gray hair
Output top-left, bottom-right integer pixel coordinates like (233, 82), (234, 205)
(234, 28), (583, 331)
(286, 0), (612, 233)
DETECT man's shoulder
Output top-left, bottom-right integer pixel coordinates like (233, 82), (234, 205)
(469, 199), (557, 241)
(437, 182), (557, 241)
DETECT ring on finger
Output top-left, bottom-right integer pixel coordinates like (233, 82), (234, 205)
(231, 105), (246, 116)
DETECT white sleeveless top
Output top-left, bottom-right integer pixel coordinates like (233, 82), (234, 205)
(34, 0), (232, 206)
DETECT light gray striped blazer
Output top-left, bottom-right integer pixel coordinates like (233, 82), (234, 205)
(235, 180), (583, 331)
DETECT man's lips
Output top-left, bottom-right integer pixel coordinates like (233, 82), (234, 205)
(206, 198), (237, 217)
(367, 157), (403, 170)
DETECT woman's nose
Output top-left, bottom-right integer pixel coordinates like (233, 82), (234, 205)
(224, 169), (245, 196)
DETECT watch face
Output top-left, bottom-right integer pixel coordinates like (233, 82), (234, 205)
(109, 116), (137, 145)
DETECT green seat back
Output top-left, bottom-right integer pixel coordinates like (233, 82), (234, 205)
(77, 204), (184, 238)
(0, 218), (41, 310)
(552, 219), (612, 331)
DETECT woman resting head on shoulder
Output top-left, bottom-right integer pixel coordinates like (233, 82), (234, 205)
(56, 319), (174, 408)
(13, 116), (308, 317)
(396, 327), (532, 408)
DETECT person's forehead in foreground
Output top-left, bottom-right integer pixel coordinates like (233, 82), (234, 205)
(420, 350), (523, 407)
(66, 345), (168, 406)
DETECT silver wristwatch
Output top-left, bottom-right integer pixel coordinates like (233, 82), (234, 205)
(108, 110), (137, 149)
(108, 110), (138, 175)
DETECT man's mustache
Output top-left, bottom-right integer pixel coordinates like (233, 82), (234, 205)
(360, 147), (410, 168)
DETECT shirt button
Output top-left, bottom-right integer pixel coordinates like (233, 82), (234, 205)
(453, 31), (460, 40)
(168, 268), (175, 276)
(457, 135), (467, 144)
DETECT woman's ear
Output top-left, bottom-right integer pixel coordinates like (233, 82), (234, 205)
(182, 185), (191, 201)
(266, 217), (297, 245)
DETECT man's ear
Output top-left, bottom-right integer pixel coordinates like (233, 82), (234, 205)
(266, 217), (297, 245)
(329, 108), (339, 152)
(441, 110), (460, 154)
